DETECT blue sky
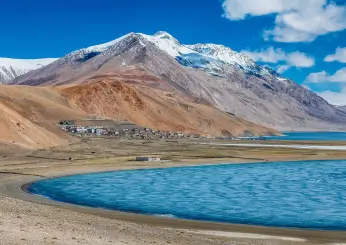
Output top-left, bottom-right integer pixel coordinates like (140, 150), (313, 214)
(1, 0), (346, 105)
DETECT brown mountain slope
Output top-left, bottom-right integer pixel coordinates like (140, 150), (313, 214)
(0, 81), (277, 148)
(58, 79), (277, 136)
(0, 85), (86, 148)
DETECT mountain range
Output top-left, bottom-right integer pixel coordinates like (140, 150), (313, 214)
(0, 58), (57, 84)
(1, 31), (345, 148)
(8, 31), (345, 131)
(11, 31), (281, 84)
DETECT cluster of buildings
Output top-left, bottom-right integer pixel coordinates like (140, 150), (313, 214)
(107, 128), (197, 140)
(59, 124), (104, 136)
(58, 120), (264, 141)
(58, 120), (201, 140)
(136, 156), (161, 162)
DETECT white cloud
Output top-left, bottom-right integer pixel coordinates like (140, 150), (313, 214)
(325, 47), (346, 63)
(303, 83), (346, 106)
(242, 47), (315, 73)
(222, 0), (306, 20)
(329, 68), (346, 82)
(276, 65), (291, 73)
(286, 52), (315, 68)
(305, 71), (329, 83)
(241, 47), (285, 63)
(305, 68), (346, 83)
(304, 68), (346, 105)
(316, 87), (346, 106)
(222, 0), (346, 43)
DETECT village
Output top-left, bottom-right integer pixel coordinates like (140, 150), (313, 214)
(58, 119), (267, 141)
(58, 119), (203, 140)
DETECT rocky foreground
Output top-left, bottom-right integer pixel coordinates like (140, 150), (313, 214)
(1, 194), (230, 245)
(2, 193), (321, 245)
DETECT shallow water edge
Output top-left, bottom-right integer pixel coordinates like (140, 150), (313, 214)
(28, 159), (346, 231)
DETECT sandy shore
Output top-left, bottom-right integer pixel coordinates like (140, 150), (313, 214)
(2, 139), (346, 244)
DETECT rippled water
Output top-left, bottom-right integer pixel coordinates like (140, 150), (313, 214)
(265, 132), (346, 141)
(29, 160), (346, 230)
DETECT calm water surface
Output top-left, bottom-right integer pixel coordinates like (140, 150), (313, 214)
(265, 132), (346, 141)
(29, 160), (346, 230)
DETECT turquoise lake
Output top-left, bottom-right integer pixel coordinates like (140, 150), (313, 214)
(29, 160), (346, 230)
(265, 132), (346, 141)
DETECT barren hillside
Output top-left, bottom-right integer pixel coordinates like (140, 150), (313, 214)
(59, 79), (276, 136)
(0, 81), (278, 148)
(0, 85), (85, 148)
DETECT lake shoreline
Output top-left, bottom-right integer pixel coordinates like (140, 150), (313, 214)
(25, 159), (346, 232)
(2, 138), (346, 244)
(261, 131), (346, 141)
(2, 160), (346, 244)
(201, 142), (346, 150)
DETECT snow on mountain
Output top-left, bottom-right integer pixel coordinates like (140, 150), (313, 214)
(142, 31), (191, 57)
(187, 43), (252, 67)
(141, 32), (282, 79)
(2, 32), (285, 84)
(60, 31), (225, 74)
(61, 31), (282, 79)
(60, 33), (134, 64)
(141, 32), (282, 78)
(146, 32), (227, 74)
(0, 58), (58, 84)
(186, 43), (280, 77)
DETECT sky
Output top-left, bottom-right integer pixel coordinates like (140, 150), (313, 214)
(1, 0), (346, 105)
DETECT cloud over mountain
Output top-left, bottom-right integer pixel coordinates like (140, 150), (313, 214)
(316, 87), (346, 106)
(242, 47), (314, 73)
(305, 67), (346, 106)
(306, 68), (346, 83)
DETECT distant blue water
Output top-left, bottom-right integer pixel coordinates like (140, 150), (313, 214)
(29, 160), (346, 230)
(265, 132), (346, 141)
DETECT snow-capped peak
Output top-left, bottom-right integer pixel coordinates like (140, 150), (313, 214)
(0, 58), (58, 84)
(59, 31), (282, 79)
(189, 43), (286, 78)
(153, 31), (180, 44)
(0, 58), (57, 70)
(187, 43), (249, 66)
(138, 32), (194, 57)
(137, 33), (227, 74)
(154, 31), (175, 39)
(186, 44), (261, 73)
(65, 31), (196, 61)
(83, 33), (135, 53)
(61, 33), (136, 63)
